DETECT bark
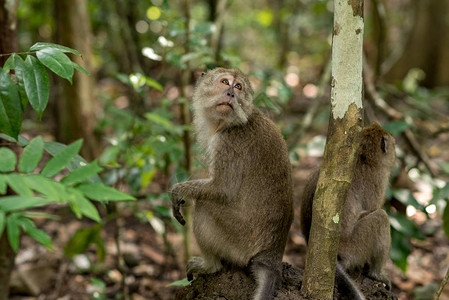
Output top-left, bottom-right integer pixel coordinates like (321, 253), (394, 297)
(0, 0), (18, 66)
(0, 2), (19, 299)
(386, 0), (449, 87)
(301, 0), (364, 298)
(54, 0), (100, 160)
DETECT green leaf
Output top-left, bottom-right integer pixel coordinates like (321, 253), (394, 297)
(36, 48), (74, 83)
(0, 148), (17, 172)
(2, 55), (15, 72)
(23, 56), (49, 118)
(0, 134), (29, 146)
(5, 173), (33, 196)
(18, 136), (44, 173)
(382, 121), (412, 136)
(19, 217), (52, 249)
(166, 278), (191, 287)
(145, 77), (163, 91)
(30, 42), (82, 57)
(61, 160), (103, 185)
(443, 204), (449, 239)
(41, 139), (83, 178)
(68, 190), (101, 222)
(0, 68), (22, 139)
(71, 61), (89, 75)
(76, 183), (135, 202)
(0, 211), (5, 238)
(6, 214), (21, 252)
(64, 224), (104, 260)
(145, 113), (181, 135)
(0, 175), (6, 194)
(11, 55), (29, 110)
(44, 142), (100, 182)
(0, 196), (53, 211)
(23, 174), (64, 202)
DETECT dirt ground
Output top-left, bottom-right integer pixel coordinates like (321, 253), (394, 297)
(8, 157), (449, 300)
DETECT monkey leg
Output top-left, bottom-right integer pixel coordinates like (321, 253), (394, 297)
(339, 208), (391, 289)
(249, 252), (282, 300)
(186, 255), (223, 281)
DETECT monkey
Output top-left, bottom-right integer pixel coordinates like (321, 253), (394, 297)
(300, 122), (395, 294)
(170, 68), (293, 300)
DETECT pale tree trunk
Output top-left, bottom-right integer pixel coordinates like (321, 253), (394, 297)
(301, 0), (364, 299)
(0, 1), (19, 299)
(54, 0), (100, 160)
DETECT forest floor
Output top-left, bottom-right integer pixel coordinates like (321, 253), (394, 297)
(8, 155), (449, 300)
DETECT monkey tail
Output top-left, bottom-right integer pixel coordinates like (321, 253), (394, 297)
(335, 262), (366, 300)
(250, 254), (281, 300)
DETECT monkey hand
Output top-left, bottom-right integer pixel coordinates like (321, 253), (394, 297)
(170, 184), (186, 226)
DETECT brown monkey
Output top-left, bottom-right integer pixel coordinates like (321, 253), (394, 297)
(300, 122), (395, 290)
(170, 68), (293, 300)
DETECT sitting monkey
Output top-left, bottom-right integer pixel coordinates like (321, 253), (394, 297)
(300, 122), (395, 295)
(170, 68), (293, 300)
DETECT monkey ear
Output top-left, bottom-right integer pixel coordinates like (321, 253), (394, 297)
(381, 136), (388, 153)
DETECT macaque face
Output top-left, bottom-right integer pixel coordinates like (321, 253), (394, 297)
(193, 68), (254, 128)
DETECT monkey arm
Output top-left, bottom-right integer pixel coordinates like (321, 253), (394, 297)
(170, 178), (227, 225)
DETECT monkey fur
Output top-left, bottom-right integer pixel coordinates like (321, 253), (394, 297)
(170, 68), (293, 300)
(300, 122), (395, 293)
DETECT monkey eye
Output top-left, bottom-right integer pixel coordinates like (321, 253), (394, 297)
(221, 79), (229, 85)
(234, 83), (242, 90)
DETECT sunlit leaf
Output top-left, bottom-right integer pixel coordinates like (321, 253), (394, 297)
(0, 68), (22, 139)
(145, 77), (163, 91)
(41, 139), (83, 178)
(0, 148), (17, 172)
(23, 56), (49, 118)
(36, 48), (74, 83)
(30, 42), (81, 57)
(18, 136), (44, 173)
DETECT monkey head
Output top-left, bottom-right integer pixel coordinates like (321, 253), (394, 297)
(192, 68), (254, 132)
(358, 122), (396, 169)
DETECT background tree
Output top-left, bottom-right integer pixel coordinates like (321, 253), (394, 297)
(54, 0), (99, 160)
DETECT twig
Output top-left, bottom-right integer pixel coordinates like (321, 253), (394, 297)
(363, 57), (439, 177)
(434, 265), (449, 300)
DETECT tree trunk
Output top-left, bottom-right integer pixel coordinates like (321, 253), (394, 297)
(54, 0), (100, 160)
(0, 2), (19, 299)
(0, 0), (18, 66)
(386, 0), (449, 87)
(301, 0), (364, 299)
